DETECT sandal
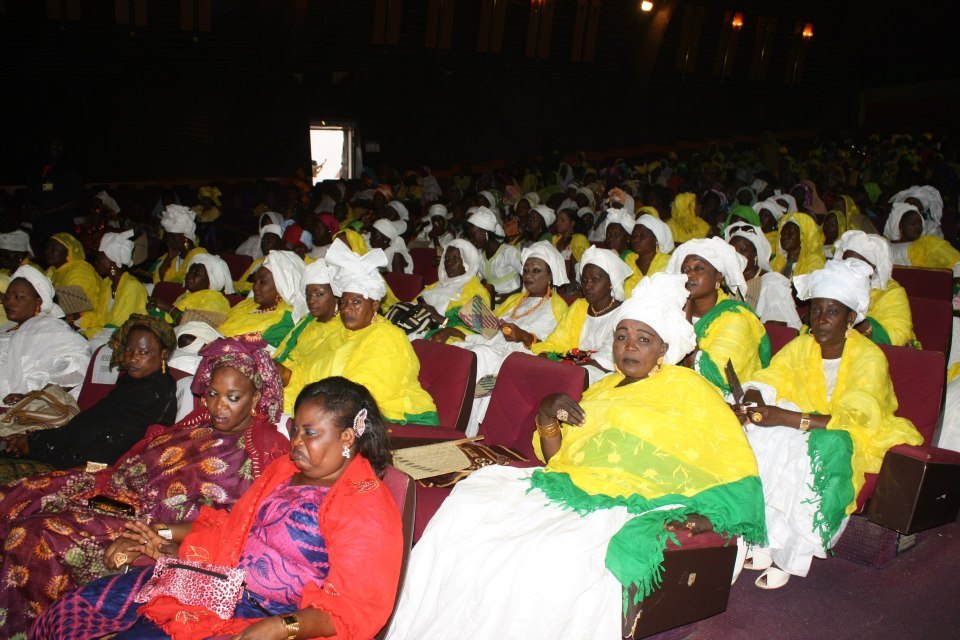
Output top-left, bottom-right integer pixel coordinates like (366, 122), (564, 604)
(755, 567), (791, 590)
(744, 550), (773, 571)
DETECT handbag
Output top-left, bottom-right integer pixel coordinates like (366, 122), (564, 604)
(0, 384), (80, 438)
(135, 555), (246, 620)
(384, 301), (437, 335)
(417, 442), (528, 488)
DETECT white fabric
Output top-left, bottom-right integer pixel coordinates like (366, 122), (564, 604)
(173, 375), (197, 423)
(186, 253), (235, 294)
(10, 264), (63, 317)
(94, 190), (121, 214)
(822, 357), (841, 402)
(160, 204), (197, 242)
(234, 235), (262, 260)
(531, 204), (556, 227)
(0, 315), (91, 398)
(478, 190), (497, 210)
(618, 273), (696, 365)
(519, 192), (540, 207)
(888, 241), (912, 268)
(751, 178), (769, 194)
(577, 206), (596, 221)
(386, 465), (631, 640)
(636, 214), (675, 253)
(167, 321), (223, 376)
(326, 241), (388, 301)
(577, 187), (595, 206)
(753, 198), (787, 222)
(773, 193), (798, 215)
(832, 230), (893, 290)
(262, 250), (307, 321)
(756, 272), (802, 330)
(520, 241), (569, 287)
(883, 202), (922, 242)
(794, 259), (872, 324)
(372, 219), (413, 274)
(0, 230), (32, 255)
(602, 209), (636, 236)
(666, 237), (748, 298)
(467, 206), (504, 237)
(99, 230), (135, 268)
(387, 200), (410, 222)
(889, 185), (943, 226)
(937, 375), (960, 452)
(580, 309), (620, 383)
(578, 246), (633, 301)
(260, 224), (283, 239)
(420, 240), (481, 314)
(302, 258), (341, 296)
(725, 223), (772, 272)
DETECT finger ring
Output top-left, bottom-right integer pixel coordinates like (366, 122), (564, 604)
(113, 552), (129, 567)
(556, 409), (569, 422)
(502, 326), (513, 335)
(751, 411), (763, 423)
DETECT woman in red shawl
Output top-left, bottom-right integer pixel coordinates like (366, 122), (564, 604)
(0, 334), (288, 638)
(33, 376), (403, 640)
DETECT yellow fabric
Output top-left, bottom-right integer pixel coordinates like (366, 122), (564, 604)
(666, 193), (709, 243)
(333, 229), (369, 255)
(170, 289), (231, 325)
(51, 232), (86, 262)
(821, 210), (848, 245)
(47, 253), (102, 334)
(152, 246), (208, 284)
(219, 297), (292, 343)
(637, 205), (660, 220)
(752, 332), (923, 512)
(697, 291), (768, 391)
(769, 212), (826, 276)
(280, 316), (345, 414)
(532, 366), (760, 499)
(948, 361), (960, 384)
(380, 284), (400, 314)
(907, 236), (960, 271)
(531, 298), (589, 355)
(83, 272), (148, 338)
(422, 276), (491, 314)
(299, 315), (437, 422)
(624, 251), (671, 296)
(551, 233), (591, 263)
(763, 230), (779, 258)
(233, 258), (263, 295)
(840, 196), (862, 231)
(869, 281), (916, 347)
(193, 204), (221, 223)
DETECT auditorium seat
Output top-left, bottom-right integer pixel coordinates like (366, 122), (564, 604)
(374, 466), (416, 640)
(907, 295), (952, 354)
(411, 339), (476, 433)
(409, 247), (439, 285)
(763, 322), (798, 356)
(892, 266), (952, 300)
(384, 272), (424, 303)
(152, 281), (187, 307)
(220, 252), (254, 281)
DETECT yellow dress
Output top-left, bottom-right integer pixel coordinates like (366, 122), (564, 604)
(45, 234), (102, 334)
(694, 292), (771, 395)
(624, 251), (671, 296)
(83, 273), (149, 338)
(666, 193), (709, 243)
(769, 212), (826, 277)
(233, 258), (263, 295)
(531, 299), (590, 356)
(551, 233), (590, 263)
(218, 297), (294, 348)
(168, 289), (231, 326)
(907, 236), (960, 271)
(420, 276), (491, 341)
(152, 246), (208, 284)
(277, 316), (345, 415)
(866, 280), (917, 347)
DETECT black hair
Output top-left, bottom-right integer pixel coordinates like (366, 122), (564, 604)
(294, 376), (392, 478)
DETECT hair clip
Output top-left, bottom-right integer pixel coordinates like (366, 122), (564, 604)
(353, 408), (367, 438)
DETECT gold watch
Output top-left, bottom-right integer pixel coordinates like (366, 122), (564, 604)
(281, 613), (300, 639)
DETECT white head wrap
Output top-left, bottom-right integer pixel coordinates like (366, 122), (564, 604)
(326, 239), (388, 301)
(467, 206), (505, 237)
(884, 202), (922, 242)
(187, 253), (235, 294)
(833, 230), (893, 290)
(519, 192), (540, 207)
(773, 193), (798, 215)
(372, 218), (409, 261)
(753, 198), (787, 222)
(577, 206), (596, 221)
(428, 203), (450, 220)
(755, 272), (802, 330)
(603, 208), (637, 236)
(578, 245), (634, 301)
(576, 187), (596, 206)
(352, 189), (375, 203)
(889, 185), (943, 225)
(387, 201), (410, 222)
(161, 204), (197, 242)
(520, 241), (570, 287)
(635, 214), (675, 253)
(302, 258), (341, 297)
(10, 264), (63, 318)
(794, 259), (873, 324)
(478, 190), (497, 210)
(168, 321), (224, 375)
(260, 224), (283, 239)
(724, 223), (772, 272)
(99, 230), (135, 267)
(666, 237), (748, 298)
(0, 230), (33, 255)
(531, 204), (556, 228)
(262, 250), (307, 321)
(259, 211), (283, 230)
(95, 191), (121, 214)
(617, 273), (696, 365)
(751, 178), (769, 194)
(421, 239), (481, 313)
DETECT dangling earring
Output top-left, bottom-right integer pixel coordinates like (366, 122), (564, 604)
(649, 356), (664, 377)
(715, 280), (721, 290)
(334, 302), (340, 315)
(249, 408), (257, 417)
(341, 444), (351, 459)
(161, 361), (167, 374)
(845, 322), (853, 338)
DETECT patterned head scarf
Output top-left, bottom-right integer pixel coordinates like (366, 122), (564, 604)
(108, 314), (177, 369)
(191, 334), (284, 422)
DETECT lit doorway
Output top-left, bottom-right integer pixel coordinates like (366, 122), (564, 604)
(309, 123), (356, 184)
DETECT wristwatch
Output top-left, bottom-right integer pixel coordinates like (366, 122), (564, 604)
(153, 523), (173, 540)
(281, 613), (301, 639)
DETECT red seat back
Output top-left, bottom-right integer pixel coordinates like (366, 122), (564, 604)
(409, 247), (439, 285)
(892, 266), (952, 301)
(878, 344), (943, 445)
(480, 352), (588, 459)
(374, 466), (415, 640)
(384, 272), (425, 303)
(225, 293), (245, 307)
(220, 252), (254, 281)
(908, 296), (952, 354)
(152, 281), (187, 307)
(763, 322), (798, 356)
(77, 345), (121, 411)
(411, 339), (476, 431)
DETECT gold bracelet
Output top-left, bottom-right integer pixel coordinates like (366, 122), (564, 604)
(535, 414), (561, 438)
(281, 613), (301, 640)
(799, 413), (811, 432)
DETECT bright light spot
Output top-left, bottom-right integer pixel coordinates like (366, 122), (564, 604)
(640, 1), (653, 12)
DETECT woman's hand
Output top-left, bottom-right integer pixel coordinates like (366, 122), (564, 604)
(274, 361), (292, 387)
(103, 534), (145, 570)
(665, 514), (713, 535)
(500, 323), (530, 345)
(231, 617), (288, 640)
(3, 393), (26, 405)
(429, 328), (465, 343)
(416, 297), (447, 326)
(112, 521), (177, 562)
(733, 403), (785, 428)
(2, 434), (29, 457)
(538, 393), (586, 427)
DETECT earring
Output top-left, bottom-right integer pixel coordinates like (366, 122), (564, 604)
(249, 408), (257, 417)
(845, 322), (853, 338)
(161, 361), (167, 374)
(341, 444), (351, 459)
(715, 280), (721, 290)
(649, 356), (664, 377)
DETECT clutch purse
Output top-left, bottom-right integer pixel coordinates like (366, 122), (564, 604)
(135, 555), (246, 620)
(457, 295), (502, 339)
(87, 495), (137, 519)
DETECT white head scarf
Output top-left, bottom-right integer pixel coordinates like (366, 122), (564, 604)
(259, 211), (283, 230)
(753, 198), (787, 222)
(262, 250), (307, 321)
(428, 203), (450, 220)
(168, 321), (224, 375)
(326, 239), (388, 301)
(421, 239), (481, 313)
(387, 201), (410, 222)
(576, 187), (596, 206)
(603, 209), (637, 236)
(161, 204), (197, 242)
(521, 241), (570, 287)
(773, 193), (798, 215)
(0, 230), (32, 255)
(724, 223), (772, 272)
(889, 186), (943, 225)
(635, 214), (675, 253)
(577, 206), (596, 221)
(578, 245), (633, 301)
(187, 253), (235, 294)
(617, 273), (696, 365)
(531, 204), (556, 228)
(519, 192), (540, 207)
(794, 259), (873, 324)
(467, 206), (505, 237)
(372, 218), (409, 259)
(260, 224), (283, 239)
(833, 230), (893, 290)
(99, 230), (135, 267)
(478, 190), (497, 210)
(884, 202), (922, 241)
(302, 258), (341, 296)
(666, 237), (748, 298)
(10, 264), (63, 318)
(95, 191), (121, 215)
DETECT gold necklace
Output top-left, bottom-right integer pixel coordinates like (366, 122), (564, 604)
(589, 297), (616, 316)
(508, 289), (551, 320)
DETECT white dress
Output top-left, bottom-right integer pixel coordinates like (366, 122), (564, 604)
(579, 310), (620, 384)
(482, 244), (522, 295)
(0, 315), (92, 399)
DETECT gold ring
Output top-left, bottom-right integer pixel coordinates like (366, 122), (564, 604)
(751, 411), (763, 423)
(502, 326), (513, 336)
(556, 409), (569, 423)
(113, 551), (129, 567)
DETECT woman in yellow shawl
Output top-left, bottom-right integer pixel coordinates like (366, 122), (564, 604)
(147, 253), (233, 327)
(835, 194), (878, 234)
(735, 260), (922, 589)
(884, 202), (960, 277)
(152, 204), (207, 284)
(218, 250), (299, 348)
(43, 232), (101, 333)
(86, 230), (148, 340)
(666, 237), (771, 395)
(769, 212), (826, 277)
(413, 240), (491, 343)
(297, 241), (438, 423)
(387, 273), (765, 639)
(666, 191), (709, 243)
(820, 209), (848, 258)
(624, 214), (673, 294)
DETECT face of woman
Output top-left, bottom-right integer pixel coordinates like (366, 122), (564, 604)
(165, 232), (187, 255)
(515, 199), (531, 218)
(522, 257), (551, 297)
(526, 213), (546, 239)
(94, 251), (117, 278)
(809, 298), (855, 349)
(899, 211), (924, 242)
(369, 227), (391, 250)
(44, 239), (68, 269)
(465, 223), (487, 248)
(758, 210), (777, 232)
(288, 399), (354, 486)
(834, 198), (847, 214)
(122, 327), (168, 379)
(680, 255), (721, 299)
(203, 366), (260, 433)
(581, 264), (613, 305)
(630, 224), (657, 257)
(184, 263), (210, 293)
(252, 267), (279, 308)
(260, 233), (282, 256)
(823, 212), (840, 244)
(305, 283), (337, 320)
(2, 279), (42, 323)
(780, 221), (801, 254)
(431, 216), (447, 235)
(443, 247), (466, 278)
(339, 292), (378, 331)
(729, 237), (758, 274)
(605, 224), (629, 254)
(556, 210), (574, 234)
(613, 319), (667, 381)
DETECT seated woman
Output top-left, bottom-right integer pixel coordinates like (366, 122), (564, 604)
(0, 315), (177, 480)
(0, 265), (91, 403)
(752, 198), (786, 255)
(44, 231), (101, 334)
(624, 214), (673, 294)
(734, 260), (923, 589)
(884, 202), (960, 276)
(84, 230), (148, 341)
(724, 223), (802, 329)
(413, 203), (455, 250)
(667, 191), (710, 243)
(666, 237), (771, 396)
(369, 218), (413, 274)
(415, 239), (490, 343)
(0, 335), (288, 637)
(889, 185), (944, 238)
(523, 204), (556, 248)
(299, 242), (438, 424)
(235, 211), (284, 259)
(33, 376), (402, 640)
(551, 206), (590, 268)
(152, 204), (207, 285)
(769, 212), (826, 278)
(834, 194), (878, 234)
(219, 250), (301, 349)
(602, 208), (635, 261)
(532, 246), (632, 384)
(465, 206), (523, 304)
(148, 253), (233, 327)
(834, 230), (916, 347)
(386, 274), (765, 639)
(234, 223), (283, 295)
(820, 209), (847, 258)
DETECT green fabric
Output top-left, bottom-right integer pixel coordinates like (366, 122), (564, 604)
(620, 249), (636, 262)
(260, 310), (294, 348)
(866, 316), (892, 346)
(391, 410), (440, 426)
(693, 299), (771, 394)
(806, 429), (856, 550)
(274, 315), (313, 364)
(529, 470), (766, 605)
(723, 205), (761, 229)
(423, 305), (469, 339)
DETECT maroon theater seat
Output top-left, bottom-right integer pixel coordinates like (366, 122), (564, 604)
(374, 467), (416, 640)
(908, 295), (952, 354)
(220, 252), (254, 281)
(152, 281), (187, 307)
(892, 266), (953, 300)
(409, 247), (439, 285)
(763, 322), (798, 356)
(77, 345), (120, 411)
(225, 293), (245, 307)
(410, 339), (476, 433)
(384, 272), (424, 303)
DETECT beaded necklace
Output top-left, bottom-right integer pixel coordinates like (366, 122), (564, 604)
(508, 289), (552, 320)
(589, 297), (616, 316)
